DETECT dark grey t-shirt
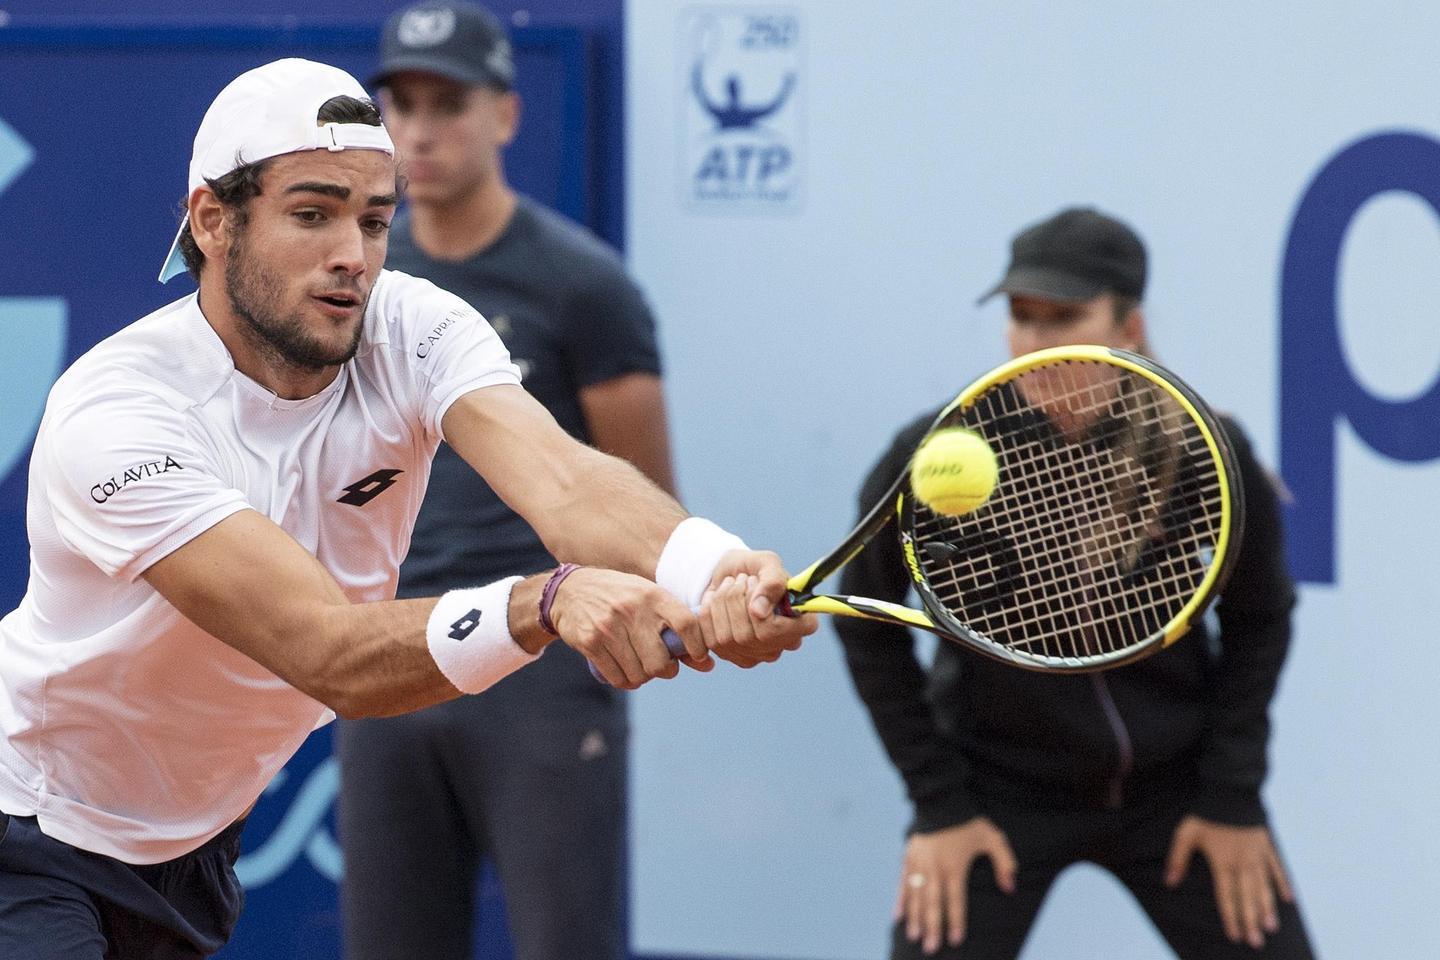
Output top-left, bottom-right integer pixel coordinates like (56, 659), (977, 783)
(387, 198), (661, 707)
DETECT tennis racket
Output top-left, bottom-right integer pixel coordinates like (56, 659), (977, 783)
(594, 344), (1242, 680)
(780, 343), (1243, 672)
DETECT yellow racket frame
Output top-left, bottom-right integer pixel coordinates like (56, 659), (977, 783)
(783, 345), (1241, 672)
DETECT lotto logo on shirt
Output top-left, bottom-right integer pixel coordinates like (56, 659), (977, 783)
(680, 7), (803, 210)
(89, 456), (183, 503)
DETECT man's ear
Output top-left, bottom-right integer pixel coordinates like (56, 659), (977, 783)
(189, 187), (230, 263)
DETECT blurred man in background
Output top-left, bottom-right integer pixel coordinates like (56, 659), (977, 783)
(837, 208), (1315, 959)
(336, 3), (674, 959)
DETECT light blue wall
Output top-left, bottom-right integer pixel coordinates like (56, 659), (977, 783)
(626, 3), (1440, 958)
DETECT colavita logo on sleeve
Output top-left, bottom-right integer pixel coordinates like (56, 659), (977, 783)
(415, 308), (470, 358)
(90, 456), (183, 503)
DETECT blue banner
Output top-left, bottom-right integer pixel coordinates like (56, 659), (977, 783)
(0, 21), (591, 960)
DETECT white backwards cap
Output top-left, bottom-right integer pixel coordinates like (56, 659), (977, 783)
(158, 58), (396, 283)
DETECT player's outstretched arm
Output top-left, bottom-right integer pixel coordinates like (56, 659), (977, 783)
(441, 384), (816, 663)
(142, 510), (709, 714)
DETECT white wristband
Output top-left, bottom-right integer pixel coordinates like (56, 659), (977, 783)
(426, 577), (539, 694)
(655, 516), (748, 609)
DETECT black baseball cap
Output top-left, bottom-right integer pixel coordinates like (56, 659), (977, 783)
(370, 1), (515, 91)
(977, 207), (1147, 305)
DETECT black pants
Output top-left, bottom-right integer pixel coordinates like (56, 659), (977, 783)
(0, 812), (245, 960)
(336, 692), (627, 960)
(890, 788), (1315, 960)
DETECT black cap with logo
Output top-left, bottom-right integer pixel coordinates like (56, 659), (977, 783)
(370, 1), (516, 91)
(977, 207), (1147, 305)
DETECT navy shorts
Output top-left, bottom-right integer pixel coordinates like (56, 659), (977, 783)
(0, 811), (245, 960)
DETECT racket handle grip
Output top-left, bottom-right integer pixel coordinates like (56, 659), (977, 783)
(586, 595), (797, 683)
(658, 627), (686, 658)
(587, 628), (688, 684)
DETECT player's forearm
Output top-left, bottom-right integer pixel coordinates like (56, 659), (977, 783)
(143, 511), (559, 719)
(283, 576), (557, 719)
(294, 596), (451, 717)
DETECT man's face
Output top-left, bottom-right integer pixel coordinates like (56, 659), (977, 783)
(379, 72), (518, 206)
(221, 149), (398, 370)
(1005, 292), (1140, 358)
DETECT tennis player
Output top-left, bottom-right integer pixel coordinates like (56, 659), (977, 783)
(0, 58), (814, 959)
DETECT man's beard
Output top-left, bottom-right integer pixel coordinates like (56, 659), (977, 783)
(225, 228), (365, 372)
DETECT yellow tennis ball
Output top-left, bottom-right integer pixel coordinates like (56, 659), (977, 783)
(910, 429), (998, 516)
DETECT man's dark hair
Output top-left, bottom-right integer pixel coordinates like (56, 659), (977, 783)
(176, 95), (385, 281)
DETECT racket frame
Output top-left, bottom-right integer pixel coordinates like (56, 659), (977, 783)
(785, 345), (1244, 673)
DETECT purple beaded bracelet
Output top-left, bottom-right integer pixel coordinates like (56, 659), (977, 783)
(537, 563), (581, 636)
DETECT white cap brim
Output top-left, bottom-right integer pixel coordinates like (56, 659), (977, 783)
(158, 215), (190, 284)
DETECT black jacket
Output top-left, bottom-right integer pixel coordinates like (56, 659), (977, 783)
(835, 407), (1296, 833)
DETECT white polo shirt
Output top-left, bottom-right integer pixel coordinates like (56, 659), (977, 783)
(0, 269), (520, 864)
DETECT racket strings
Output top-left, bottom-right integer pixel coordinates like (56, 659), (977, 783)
(912, 359), (1226, 667)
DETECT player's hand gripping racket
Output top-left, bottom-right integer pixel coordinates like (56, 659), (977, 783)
(779, 344), (1243, 672)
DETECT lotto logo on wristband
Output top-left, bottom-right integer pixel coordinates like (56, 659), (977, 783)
(449, 609), (482, 640)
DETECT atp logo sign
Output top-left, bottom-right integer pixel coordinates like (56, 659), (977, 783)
(680, 8), (802, 210)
